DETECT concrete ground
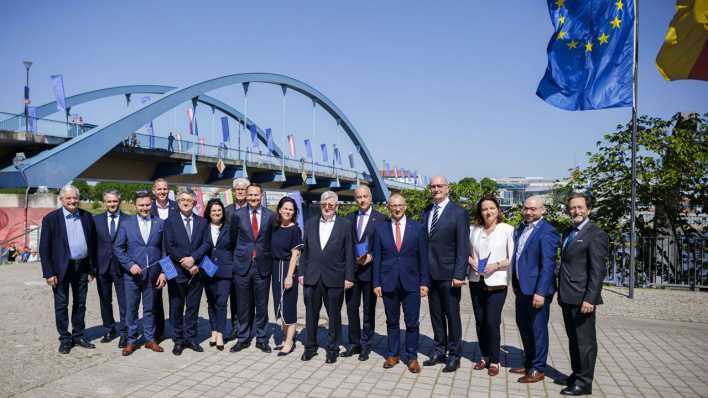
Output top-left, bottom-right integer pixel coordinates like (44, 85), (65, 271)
(2, 262), (707, 398)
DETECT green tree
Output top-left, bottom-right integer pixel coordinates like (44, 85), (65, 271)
(480, 177), (497, 195)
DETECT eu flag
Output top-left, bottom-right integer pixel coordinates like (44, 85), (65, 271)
(537, 0), (634, 111)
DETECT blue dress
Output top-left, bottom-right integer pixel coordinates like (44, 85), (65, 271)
(271, 224), (302, 325)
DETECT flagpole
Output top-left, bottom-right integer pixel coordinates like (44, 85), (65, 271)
(628, 0), (639, 299)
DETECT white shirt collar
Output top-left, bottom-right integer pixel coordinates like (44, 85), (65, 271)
(574, 218), (590, 231)
(320, 214), (336, 223)
(181, 213), (192, 222)
(359, 207), (372, 217)
(434, 197), (450, 210)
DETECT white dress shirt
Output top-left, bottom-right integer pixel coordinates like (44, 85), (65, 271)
(469, 223), (514, 286)
(515, 218), (543, 276)
(210, 224), (221, 246)
(427, 197), (450, 233)
(248, 206), (262, 230)
(319, 215), (336, 250)
(181, 213), (193, 237)
(155, 200), (170, 220)
(138, 215), (151, 244)
(107, 211), (120, 232)
(391, 216), (407, 243)
(356, 207), (372, 241)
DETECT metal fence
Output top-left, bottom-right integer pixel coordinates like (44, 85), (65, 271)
(0, 111), (94, 137)
(606, 236), (707, 289)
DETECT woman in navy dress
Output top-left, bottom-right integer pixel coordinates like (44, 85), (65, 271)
(271, 196), (302, 356)
(203, 198), (233, 350)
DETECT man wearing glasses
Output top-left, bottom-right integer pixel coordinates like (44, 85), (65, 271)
(223, 177), (250, 341)
(299, 191), (355, 364)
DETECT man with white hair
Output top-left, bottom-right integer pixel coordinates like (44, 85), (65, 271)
(299, 191), (355, 364)
(224, 177), (250, 341)
(40, 183), (98, 354)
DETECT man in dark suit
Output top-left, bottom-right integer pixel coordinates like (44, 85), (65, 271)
(93, 189), (128, 348)
(343, 185), (385, 361)
(223, 177), (250, 341)
(228, 184), (275, 353)
(510, 196), (560, 383)
(373, 193), (430, 373)
(420, 176), (470, 372)
(113, 191), (167, 356)
(557, 193), (608, 396)
(40, 184), (97, 354)
(150, 178), (178, 341)
(299, 191), (355, 364)
(164, 188), (211, 355)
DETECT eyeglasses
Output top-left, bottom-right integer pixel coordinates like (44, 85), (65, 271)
(389, 204), (406, 209)
(429, 184), (448, 189)
(320, 202), (337, 208)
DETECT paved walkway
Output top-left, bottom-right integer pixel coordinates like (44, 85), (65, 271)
(2, 262), (707, 398)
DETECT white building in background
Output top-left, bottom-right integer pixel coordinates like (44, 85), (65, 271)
(493, 177), (569, 208)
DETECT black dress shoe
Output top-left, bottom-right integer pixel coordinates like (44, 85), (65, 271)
(58, 342), (72, 354)
(301, 350), (318, 361)
(229, 341), (250, 353)
(560, 385), (592, 396)
(186, 342), (203, 352)
(255, 342), (272, 353)
(73, 338), (96, 349)
(423, 353), (448, 366)
(358, 348), (370, 361)
(100, 329), (118, 343)
(442, 358), (460, 373)
(555, 374), (577, 386)
(117, 336), (127, 349)
(216, 345), (224, 351)
(340, 346), (361, 357)
(209, 341), (217, 347)
(172, 344), (184, 356)
(325, 352), (338, 364)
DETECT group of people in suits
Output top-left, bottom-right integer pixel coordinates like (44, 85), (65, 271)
(39, 174), (607, 396)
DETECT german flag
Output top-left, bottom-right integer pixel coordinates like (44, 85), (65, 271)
(656, 0), (708, 81)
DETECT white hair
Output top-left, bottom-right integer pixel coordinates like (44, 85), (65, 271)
(176, 187), (196, 200)
(320, 191), (338, 203)
(232, 178), (250, 189)
(354, 185), (371, 196)
(59, 184), (80, 199)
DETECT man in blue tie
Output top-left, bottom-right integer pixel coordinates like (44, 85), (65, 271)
(93, 189), (128, 348)
(40, 184), (97, 354)
(510, 196), (560, 383)
(373, 193), (430, 373)
(113, 191), (167, 356)
(150, 178), (178, 342)
(164, 188), (211, 355)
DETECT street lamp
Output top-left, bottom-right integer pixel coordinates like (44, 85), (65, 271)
(23, 60), (32, 131)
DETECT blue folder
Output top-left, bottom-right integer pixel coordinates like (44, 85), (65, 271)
(477, 254), (491, 274)
(159, 256), (178, 280)
(199, 256), (219, 278)
(355, 238), (369, 258)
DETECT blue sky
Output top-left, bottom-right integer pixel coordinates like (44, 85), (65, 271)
(0, 0), (705, 181)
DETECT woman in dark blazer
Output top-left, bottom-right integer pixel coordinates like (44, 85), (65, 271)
(203, 198), (234, 350)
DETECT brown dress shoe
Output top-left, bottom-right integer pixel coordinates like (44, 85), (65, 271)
(473, 358), (487, 370)
(122, 343), (138, 356)
(518, 370), (545, 383)
(145, 340), (164, 352)
(383, 356), (400, 369)
(407, 359), (421, 373)
(487, 363), (500, 376)
(509, 367), (527, 374)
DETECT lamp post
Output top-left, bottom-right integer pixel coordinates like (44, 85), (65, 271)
(23, 60), (32, 131)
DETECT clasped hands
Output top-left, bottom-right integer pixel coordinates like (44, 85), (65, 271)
(468, 256), (498, 277)
(179, 256), (198, 275)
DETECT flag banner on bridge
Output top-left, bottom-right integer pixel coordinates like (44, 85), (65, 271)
(248, 124), (258, 150)
(192, 112), (199, 137)
(333, 145), (342, 165)
(348, 153), (355, 168)
(320, 144), (329, 163)
(287, 135), (296, 157)
(304, 139), (313, 159)
(27, 106), (37, 133)
(221, 117), (230, 142)
(141, 97), (155, 149)
(50, 74), (67, 112)
(286, 191), (305, 236)
(265, 128), (274, 152)
(187, 108), (194, 135)
(536, 0), (634, 110)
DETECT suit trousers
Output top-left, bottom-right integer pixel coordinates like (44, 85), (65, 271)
(234, 264), (270, 344)
(229, 277), (238, 333)
(515, 292), (552, 373)
(427, 279), (462, 359)
(153, 287), (165, 338)
(383, 284), (420, 360)
(52, 263), (89, 344)
(469, 281), (507, 364)
(168, 277), (204, 344)
(345, 278), (376, 349)
(124, 274), (156, 344)
(205, 277), (231, 334)
(561, 303), (598, 390)
(304, 279), (344, 354)
(96, 271), (127, 335)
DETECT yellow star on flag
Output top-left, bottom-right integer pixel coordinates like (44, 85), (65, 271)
(559, 15), (566, 25)
(610, 16), (622, 29)
(615, 0), (624, 11)
(567, 39), (578, 49)
(557, 31), (568, 40)
(598, 33), (609, 44)
(555, 0), (565, 8)
(585, 41), (594, 52)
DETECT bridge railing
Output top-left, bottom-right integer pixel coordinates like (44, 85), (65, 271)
(0, 112), (94, 138)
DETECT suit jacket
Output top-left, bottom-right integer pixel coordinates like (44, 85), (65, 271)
(511, 218), (560, 296)
(229, 206), (274, 277)
(40, 207), (97, 281)
(224, 202), (246, 225)
(301, 215), (355, 287)
(94, 211), (123, 276)
(346, 208), (386, 282)
(558, 221), (608, 305)
(164, 213), (211, 283)
(204, 223), (235, 279)
(113, 215), (165, 282)
(421, 201), (470, 281)
(150, 199), (179, 220)
(372, 219), (430, 293)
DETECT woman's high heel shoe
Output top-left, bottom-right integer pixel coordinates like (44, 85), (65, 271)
(277, 342), (296, 357)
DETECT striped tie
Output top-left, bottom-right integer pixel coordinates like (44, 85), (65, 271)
(429, 205), (440, 237)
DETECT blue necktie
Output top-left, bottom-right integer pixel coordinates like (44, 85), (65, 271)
(564, 227), (578, 250)
(109, 214), (117, 239)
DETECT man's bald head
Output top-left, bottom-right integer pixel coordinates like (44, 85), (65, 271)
(429, 176), (450, 204)
(522, 195), (546, 224)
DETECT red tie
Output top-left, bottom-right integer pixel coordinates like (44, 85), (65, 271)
(395, 222), (402, 253)
(251, 209), (259, 258)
